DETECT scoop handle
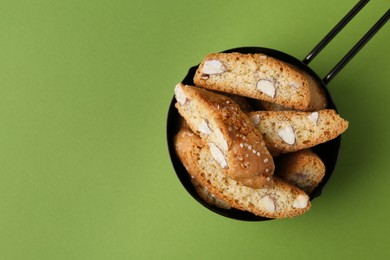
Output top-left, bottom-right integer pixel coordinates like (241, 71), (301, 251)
(302, 0), (389, 85)
(303, 0), (369, 65)
(323, 9), (390, 84)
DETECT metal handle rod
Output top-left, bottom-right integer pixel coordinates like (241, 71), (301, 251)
(303, 0), (370, 65)
(323, 9), (390, 84)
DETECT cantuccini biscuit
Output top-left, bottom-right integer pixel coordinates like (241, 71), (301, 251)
(248, 109), (348, 155)
(174, 83), (274, 188)
(275, 149), (326, 194)
(194, 52), (327, 111)
(174, 128), (231, 209)
(174, 128), (311, 219)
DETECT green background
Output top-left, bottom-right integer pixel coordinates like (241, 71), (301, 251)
(1, 0), (389, 259)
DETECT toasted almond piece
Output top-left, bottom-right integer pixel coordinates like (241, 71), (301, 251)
(293, 194), (309, 209)
(277, 125), (295, 145)
(198, 119), (211, 134)
(307, 112), (319, 125)
(256, 79), (276, 98)
(174, 83), (188, 105)
(208, 142), (227, 169)
(202, 60), (225, 74)
(260, 195), (276, 212)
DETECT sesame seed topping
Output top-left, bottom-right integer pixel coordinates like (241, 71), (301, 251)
(245, 154), (249, 158)
(252, 149), (256, 154)
(248, 145), (252, 150)
(240, 143), (244, 148)
(228, 126), (233, 132)
(266, 177), (271, 181)
(265, 168), (270, 173)
(263, 158), (269, 163)
(257, 152), (261, 156)
(226, 100), (230, 104)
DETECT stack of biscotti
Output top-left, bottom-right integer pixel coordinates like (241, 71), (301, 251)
(172, 52), (349, 218)
(174, 127), (311, 218)
(175, 83), (275, 189)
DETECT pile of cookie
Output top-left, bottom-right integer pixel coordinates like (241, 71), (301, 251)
(173, 52), (348, 218)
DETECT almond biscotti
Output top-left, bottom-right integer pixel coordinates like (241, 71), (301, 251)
(174, 129), (231, 209)
(174, 83), (274, 188)
(193, 52), (327, 111)
(174, 128), (311, 219)
(249, 109), (349, 155)
(275, 149), (326, 194)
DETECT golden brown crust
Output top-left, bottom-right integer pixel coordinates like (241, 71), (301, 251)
(275, 149), (326, 194)
(302, 70), (327, 111)
(175, 83), (274, 188)
(193, 52), (326, 111)
(174, 128), (311, 218)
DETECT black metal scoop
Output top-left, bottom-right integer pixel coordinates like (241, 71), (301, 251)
(167, 0), (389, 221)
